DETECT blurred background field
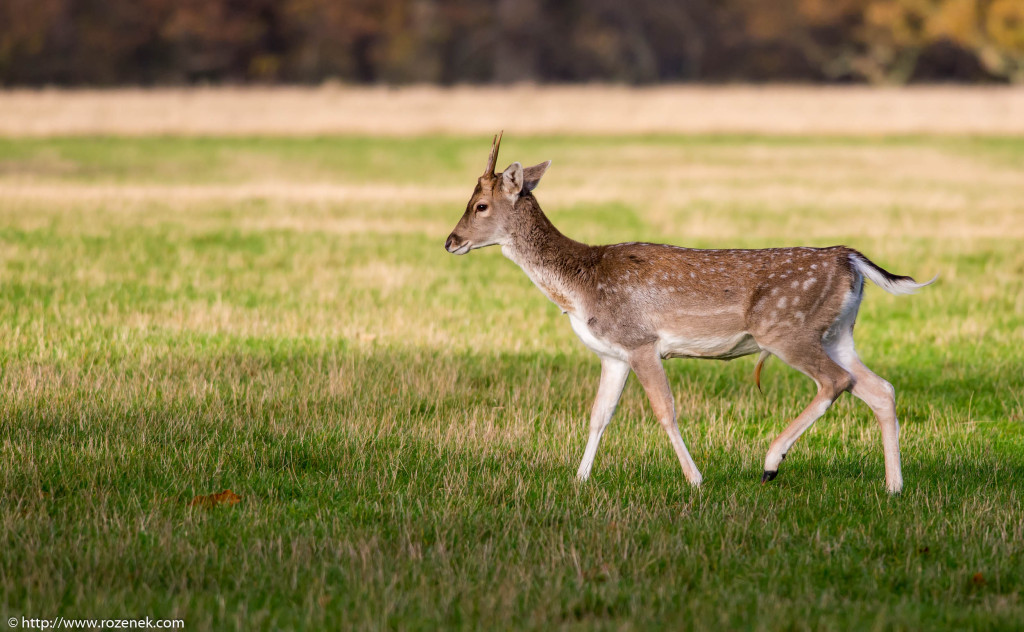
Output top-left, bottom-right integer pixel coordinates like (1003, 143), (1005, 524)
(2, 85), (1024, 136)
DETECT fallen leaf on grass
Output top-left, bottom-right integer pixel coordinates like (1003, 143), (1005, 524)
(972, 572), (986, 586)
(189, 489), (241, 508)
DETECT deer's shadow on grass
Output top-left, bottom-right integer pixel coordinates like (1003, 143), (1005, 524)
(7, 345), (1021, 503)
(340, 345), (1024, 489)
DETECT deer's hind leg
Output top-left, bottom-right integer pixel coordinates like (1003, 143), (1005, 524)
(825, 328), (903, 494)
(760, 339), (853, 483)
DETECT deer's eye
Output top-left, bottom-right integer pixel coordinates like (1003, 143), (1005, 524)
(475, 203), (488, 212)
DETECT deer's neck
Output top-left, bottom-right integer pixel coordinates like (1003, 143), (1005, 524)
(502, 195), (594, 313)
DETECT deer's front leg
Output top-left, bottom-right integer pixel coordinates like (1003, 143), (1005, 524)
(576, 356), (630, 481)
(629, 345), (703, 486)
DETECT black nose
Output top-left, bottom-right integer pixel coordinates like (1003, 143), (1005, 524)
(445, 234), (458, 251)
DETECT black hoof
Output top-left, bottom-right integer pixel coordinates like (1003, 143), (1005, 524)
(761, 470), (778, 484)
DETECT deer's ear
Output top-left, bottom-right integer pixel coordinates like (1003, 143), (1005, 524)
(522, 160), (551, 192)
(501, 162), (524, 196)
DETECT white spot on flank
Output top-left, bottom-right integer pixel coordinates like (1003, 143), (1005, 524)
(803, 277), (817, 290)
(777, 297), (788, 308)
(795, 311), (805, 321)
(690, 272), (695, 278)
(791, 280), (799, 288)
(771, 287), (779, 295)
(811, 264), (818, 269)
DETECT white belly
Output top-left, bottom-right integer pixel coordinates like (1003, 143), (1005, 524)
(567, 316), (760, 362)
(656, 331), (761, 360)
(568, 315), (628, 361)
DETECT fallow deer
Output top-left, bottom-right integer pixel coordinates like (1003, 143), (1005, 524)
(445, 133), (933, 494)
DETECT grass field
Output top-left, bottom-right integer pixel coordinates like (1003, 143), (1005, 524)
(1, 131), (1023, 630)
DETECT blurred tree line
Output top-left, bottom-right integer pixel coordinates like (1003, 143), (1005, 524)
(1, 0), (1023, 85)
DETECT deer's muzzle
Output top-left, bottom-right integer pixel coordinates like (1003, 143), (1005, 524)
(445, 233), (471, 255)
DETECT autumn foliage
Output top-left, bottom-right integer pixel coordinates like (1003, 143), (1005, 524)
(1, 0), (1021, 85)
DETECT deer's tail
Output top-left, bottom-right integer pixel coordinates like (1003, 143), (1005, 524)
(848, 250), (936, 295)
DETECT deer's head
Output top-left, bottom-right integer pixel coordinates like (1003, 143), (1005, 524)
(445, 132), (551, 255)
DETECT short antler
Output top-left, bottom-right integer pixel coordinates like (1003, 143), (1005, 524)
(483, 131), (503, 177)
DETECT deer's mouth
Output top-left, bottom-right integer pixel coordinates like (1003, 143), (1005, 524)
(450, 242), (472, 255)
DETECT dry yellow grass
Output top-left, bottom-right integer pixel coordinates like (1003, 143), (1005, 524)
(1, 133), (1021, 354)
(3, 141), (1022, 242)
(2, 85), (1024, 136)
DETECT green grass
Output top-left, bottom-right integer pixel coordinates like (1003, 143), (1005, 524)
(1, 135), (1024, 630)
